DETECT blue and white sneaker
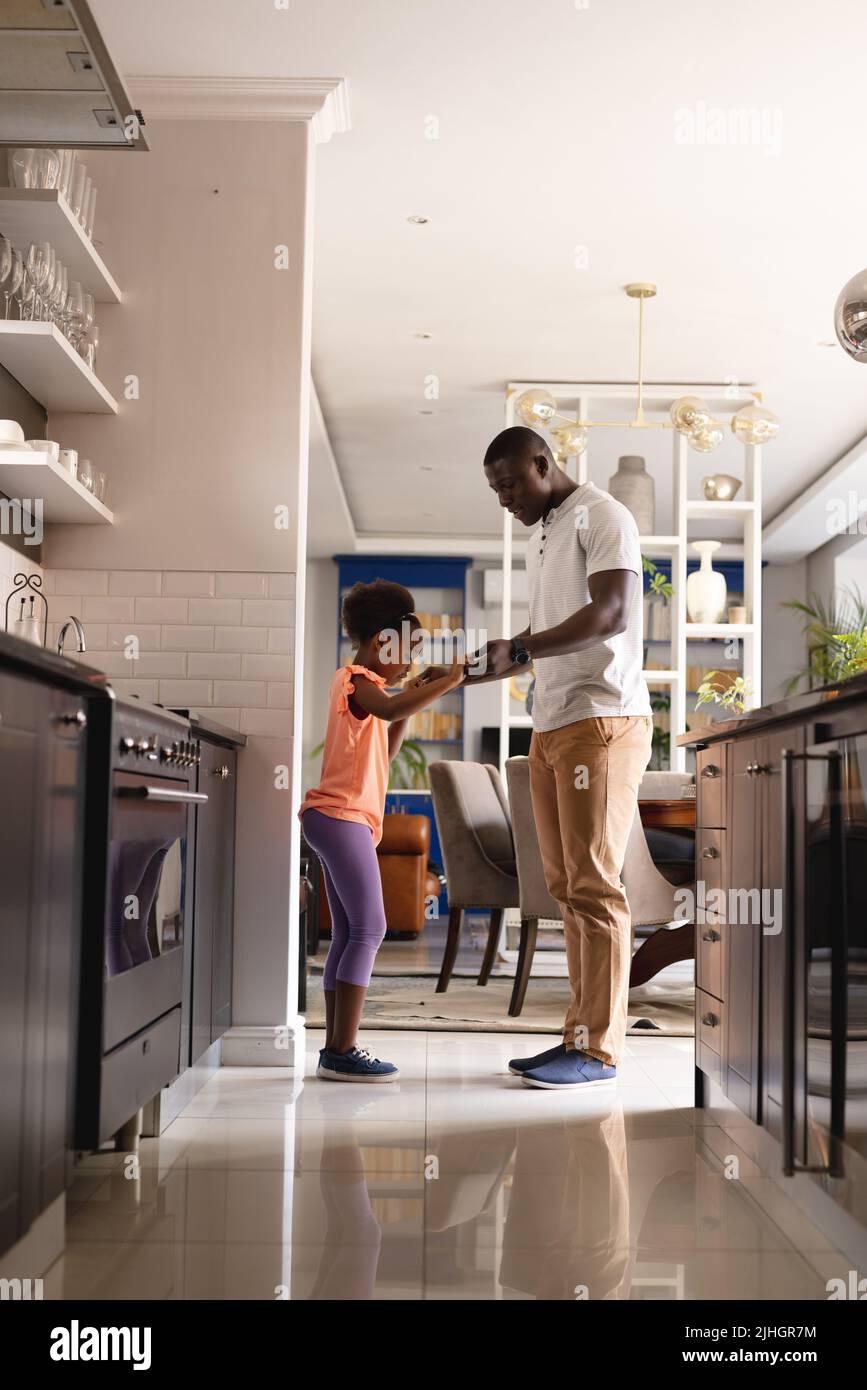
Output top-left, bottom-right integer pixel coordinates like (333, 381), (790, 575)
(317, 1045), (400, 1083)
(508, 1041), (568, 1075)
(521, 1049), (617, 1090)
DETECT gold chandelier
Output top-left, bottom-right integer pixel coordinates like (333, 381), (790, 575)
(514, 284), (779, 459)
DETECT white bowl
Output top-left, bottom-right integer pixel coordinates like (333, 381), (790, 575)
(27, 439), (60, 461)
(0, 419), (25, 445)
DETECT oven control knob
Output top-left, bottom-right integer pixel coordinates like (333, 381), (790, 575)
(120, 736), (135, 754)
(162, 741), (178, 764)
(135, 738), (150, 756)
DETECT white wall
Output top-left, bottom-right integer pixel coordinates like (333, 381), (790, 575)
(762, 560), (807, 701)
(302, 556), (338, 796)
(42, 116), (316, 1039)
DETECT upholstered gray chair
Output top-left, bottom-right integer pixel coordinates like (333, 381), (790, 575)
(428, 761), (519, 993)
(505, 757), (695, 1014)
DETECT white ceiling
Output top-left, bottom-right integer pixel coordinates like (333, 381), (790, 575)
(93, 0), (867, 545)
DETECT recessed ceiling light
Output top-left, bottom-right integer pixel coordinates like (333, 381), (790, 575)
(407, 215), (431, 225)
(818, 339), (837, 348)
(419, 464), (434, 470)
(413, 331), (433, 339)
(419, 410), (435, 416)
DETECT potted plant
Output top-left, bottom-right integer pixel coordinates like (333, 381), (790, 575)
(781, 585), (867, 693)
(695, 670), (753, 716)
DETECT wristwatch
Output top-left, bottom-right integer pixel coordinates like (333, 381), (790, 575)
(510, 636), (532, 666)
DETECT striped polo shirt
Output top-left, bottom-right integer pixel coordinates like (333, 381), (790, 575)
(526, 481), (651, 731)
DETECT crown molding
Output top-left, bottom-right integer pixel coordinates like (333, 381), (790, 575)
(128, 76), (351, 144)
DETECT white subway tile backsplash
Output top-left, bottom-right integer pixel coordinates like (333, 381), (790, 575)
(241, 653), (290, 681)
(83, 596), (136, 622)
(215, 573), (268, 599)
(159, 679), (213, 706)
(267, 627), (293, 654)
(267, 573), (295, 599)
(214, 680), (267, 707)
(109, 678), (159, 702)
(267, 682), (292, 708)
(110, 571), (163, 597)
(54, 569), (109, 596)
(108, 623), (162, 651)
(161, 625), (214, 652)
(204, 707), (242, 731)
(134, 652), (188, 678)
(214, 626), (266, 654)
(81, 650), (138, 678)
(242, 599), (293, 627)
(187, 651), (242, 679)
(135, 597), (189, 624)
(188, 598), (244, 625)
(240, 708), (292, 737)
(163, 572), (216, 597)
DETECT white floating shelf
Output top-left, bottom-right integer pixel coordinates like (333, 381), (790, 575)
(0, 322), (117, 413)
(0, 448), (113, 525)
(0, 189), (122, 303)
(686, 500), (755, 520)
(639, 534), (681, 549)
(685, 622), (754, 639)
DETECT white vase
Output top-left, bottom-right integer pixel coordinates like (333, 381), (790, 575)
(608, 455), (655, 534)
(686, 540), (727, 623)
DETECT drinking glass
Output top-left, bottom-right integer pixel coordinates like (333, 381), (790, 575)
(65, 279), (85, 343)
(0, 237), (11, 300)
(84, 181), (98, 239)
(86, 324), (100, 368)
(58, 149), (76, 202)
(78, 176), (92, 229)
(35, 149), (61, 189)
(9, 148), (35, 189)
(69, 161), (88, 221)
(15, 264), (33, 321)
(94, 471), (107, 504)
(50, 262), (68, 328)
(77, 292), (95, 353)
(78, 459), (94, 492)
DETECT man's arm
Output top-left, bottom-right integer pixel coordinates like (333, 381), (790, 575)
(465, 573), (635, 682)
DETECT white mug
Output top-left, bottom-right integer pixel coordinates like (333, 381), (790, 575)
(59, 448), (78, 476)
(729, 606), (747, 625)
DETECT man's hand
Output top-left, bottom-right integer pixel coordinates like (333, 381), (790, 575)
(466, 639), (515, 681)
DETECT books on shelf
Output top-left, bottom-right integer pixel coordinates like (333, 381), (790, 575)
(643, 595), (671, 641)
(407, 708), (462, 742)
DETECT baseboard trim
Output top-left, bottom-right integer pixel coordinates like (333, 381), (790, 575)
(220, 1019), (306, 1068)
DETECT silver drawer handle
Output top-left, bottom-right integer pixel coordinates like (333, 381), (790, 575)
(701, 929), (720, 943)
(701, 846), (719, 859)
(56, 709), (87, 728)
(701, 764), (720, 779)
(116, 786), (208, 804)
(701, 1011), (719, 1028)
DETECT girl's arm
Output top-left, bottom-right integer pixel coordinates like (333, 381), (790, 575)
(350, 659), (463, 723)
(388, 718), (409, 761)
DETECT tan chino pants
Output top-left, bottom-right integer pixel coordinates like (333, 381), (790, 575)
(528, 715), (653, 1068)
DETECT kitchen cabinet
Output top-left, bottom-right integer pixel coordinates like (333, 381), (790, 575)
(0, 662), (89, 1257)
(188, 726), (240, 1067)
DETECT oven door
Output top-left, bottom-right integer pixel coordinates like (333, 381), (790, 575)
(785, 736), (867, 1226)
(103, 773), (205, 1055)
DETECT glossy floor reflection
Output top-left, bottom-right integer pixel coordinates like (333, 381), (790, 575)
(46, 1031), (853, 1300)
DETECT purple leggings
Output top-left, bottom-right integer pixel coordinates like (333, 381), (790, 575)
(302, 808), (387, 990)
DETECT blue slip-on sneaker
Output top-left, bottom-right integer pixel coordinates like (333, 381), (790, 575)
(317, 1045), (400, 1083)
(508, 1041), (568, 1075)
(521, 1049), (617, 1090)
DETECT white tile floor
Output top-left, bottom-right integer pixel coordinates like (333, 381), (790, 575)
(44, 1030), (853, 1300)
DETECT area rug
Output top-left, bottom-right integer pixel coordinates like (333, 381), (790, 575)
(304, 965), (695, 1037)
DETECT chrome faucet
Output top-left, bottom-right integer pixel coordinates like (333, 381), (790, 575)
(57, 616), (87, 655)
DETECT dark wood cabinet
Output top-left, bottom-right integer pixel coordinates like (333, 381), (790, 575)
(0, 670), (87, 1257)
(726, 736), (762, 1119)
(190, 736), (237, 1066)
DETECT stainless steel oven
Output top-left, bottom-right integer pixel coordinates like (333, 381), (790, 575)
(76, 694), (206, 1147)
(782, 721), (867, 1230)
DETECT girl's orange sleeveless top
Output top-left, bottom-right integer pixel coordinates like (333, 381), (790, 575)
(299, 665), (390, 845)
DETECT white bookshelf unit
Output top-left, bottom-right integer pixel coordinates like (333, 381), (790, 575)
(497, 382), (763, 775)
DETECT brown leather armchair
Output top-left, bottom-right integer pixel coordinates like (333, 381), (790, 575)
(317, 812), (436, 938)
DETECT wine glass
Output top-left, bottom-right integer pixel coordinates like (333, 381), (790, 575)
(77, 291), (95, 353)
(69, 161), (88, 221)
(83, 323), (100, 371)
(15, 264), (33, 321)
(35, 149), (60, 190)
(0, 237), (11, 302)
(58, 149), (76, 202)
(26, 242), (51, 321)
(50, 261), (67, 328)
(2, 248), (23, 320)
(84, 181), (98, 240)
(9, 148), (35, 189)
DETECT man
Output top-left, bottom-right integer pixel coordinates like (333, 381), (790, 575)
(467, 425), (653, 1090)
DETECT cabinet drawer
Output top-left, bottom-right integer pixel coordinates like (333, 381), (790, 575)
(696, 746), (726, 827)
(697, 920), (724, 1002)
(99, 1008), (181, 1144)
(696, 988), (724, 1081)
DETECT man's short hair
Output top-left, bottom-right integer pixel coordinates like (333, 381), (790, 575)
(483, 426), (552, 470)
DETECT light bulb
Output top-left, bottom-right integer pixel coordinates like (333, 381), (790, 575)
(515, 388), (558, 429)
(670, 395), (712, 436)
(730, 404), (780, 446)
(834, 269), (867, 362)
(551, 423), (588, 457)
(688, 419), (725, 453)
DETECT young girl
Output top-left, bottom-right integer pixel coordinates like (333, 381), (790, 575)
(300, 579), (463, 1082)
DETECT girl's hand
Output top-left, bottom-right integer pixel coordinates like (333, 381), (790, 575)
(444, 654), (466, 690)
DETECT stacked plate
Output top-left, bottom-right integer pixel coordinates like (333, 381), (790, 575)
(0, 419), (30, 452)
